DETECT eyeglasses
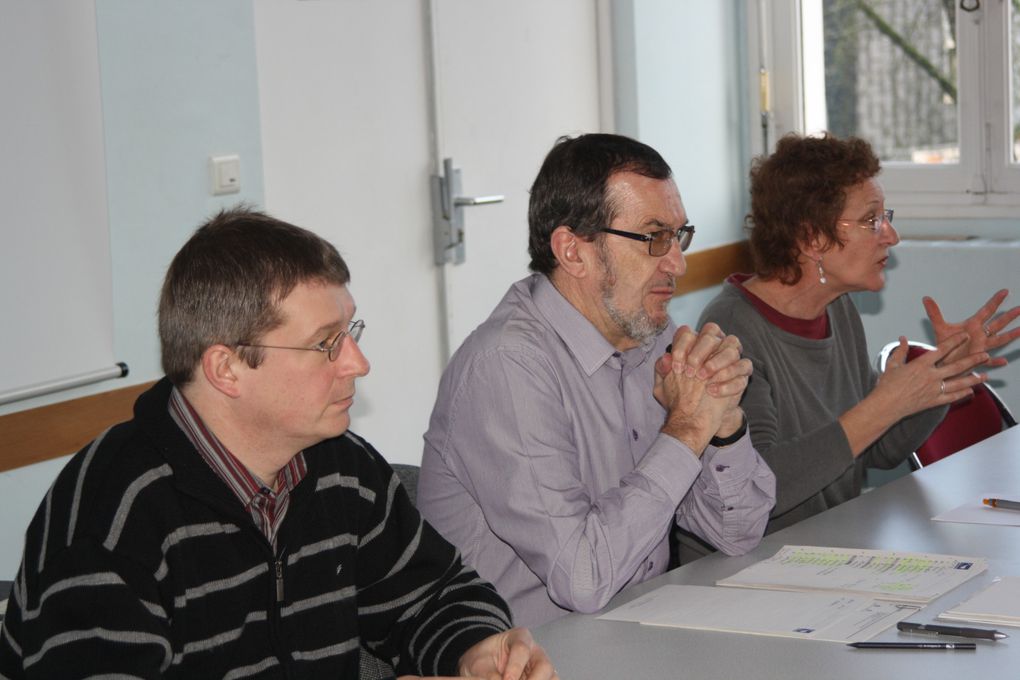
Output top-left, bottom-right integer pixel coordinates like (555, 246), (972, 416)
(600, 225), (696, 256)
(237, 319), (365, 362)
(836, 209), (894, 234)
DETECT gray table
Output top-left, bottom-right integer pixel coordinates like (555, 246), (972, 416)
(534, 426), (1020, 679)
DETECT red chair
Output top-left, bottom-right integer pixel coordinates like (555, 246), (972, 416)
(878, 341), (1017, 469)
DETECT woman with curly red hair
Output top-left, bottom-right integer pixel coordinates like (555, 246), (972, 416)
(698, 133), (1020, 534)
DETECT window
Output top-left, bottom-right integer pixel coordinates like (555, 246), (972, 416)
(750, 0), (1020, 218)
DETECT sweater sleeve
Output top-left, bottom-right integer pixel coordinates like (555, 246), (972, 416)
(1, 539), (173, 679)
(350, 437), (511, 677)
(854, 363), (948, 470)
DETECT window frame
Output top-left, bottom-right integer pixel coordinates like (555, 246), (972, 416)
(748, 0), (1020, 220)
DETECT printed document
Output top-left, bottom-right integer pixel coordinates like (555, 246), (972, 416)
(716, 545), (986, 604)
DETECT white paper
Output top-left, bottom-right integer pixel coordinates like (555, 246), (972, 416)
(599, 584), (918, 643)
(715, 545), (987, 604)
(932, 495), (1020, 526)
(938, 577), (1020, 627)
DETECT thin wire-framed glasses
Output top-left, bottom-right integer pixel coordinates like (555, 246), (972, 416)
(600, 225), (696, 256)
(836, 209), (894, 234)
(237, 319), (365, 362)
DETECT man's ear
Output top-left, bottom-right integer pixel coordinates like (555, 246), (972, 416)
(550, 225), (591, 279)
(199, 344), (243, 398)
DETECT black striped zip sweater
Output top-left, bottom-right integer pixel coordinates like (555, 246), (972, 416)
(0, 378), (510, 678)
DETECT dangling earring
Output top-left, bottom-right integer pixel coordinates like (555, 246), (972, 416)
(817, 259), (827, 284)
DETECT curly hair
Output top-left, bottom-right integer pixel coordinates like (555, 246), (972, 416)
(747, 133), (881, 284)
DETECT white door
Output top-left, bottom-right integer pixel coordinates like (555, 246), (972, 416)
(428, 0), (605, 356)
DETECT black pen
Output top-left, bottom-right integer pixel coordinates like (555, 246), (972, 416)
(848, 642), (976, 650)
(898, 621), (1008, 640)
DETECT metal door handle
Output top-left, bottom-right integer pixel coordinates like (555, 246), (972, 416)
(431, 157), (504, 265)
(454, 195), (503, 206)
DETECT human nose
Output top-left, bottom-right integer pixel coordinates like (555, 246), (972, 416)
(660, 238), (686, 277)
(335, 335), (370, 378)
(880, 220), (900, 246)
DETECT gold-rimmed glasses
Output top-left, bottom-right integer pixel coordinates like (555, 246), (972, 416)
(237, 319), (365, 362)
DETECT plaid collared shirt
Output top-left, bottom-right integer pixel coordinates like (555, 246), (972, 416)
(168, 387), (307, 551)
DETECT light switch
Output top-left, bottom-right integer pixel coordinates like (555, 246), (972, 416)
(210, 154), (241, 195)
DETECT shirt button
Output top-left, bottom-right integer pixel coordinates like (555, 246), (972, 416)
(632, 429), (639, 441)
(647, 561), (654, 572)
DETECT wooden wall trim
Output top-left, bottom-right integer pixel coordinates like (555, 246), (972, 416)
(674, 240), (752, 296)
(0, 381), (155, 473)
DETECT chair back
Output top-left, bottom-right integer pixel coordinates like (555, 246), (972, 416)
(391, 463), (420, 506)
(878, 341), (1017, 468)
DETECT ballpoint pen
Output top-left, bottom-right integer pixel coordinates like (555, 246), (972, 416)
(897, 621), (1008, 640)
(848, 642), (976, 650)
(983, 498), (1020, 511)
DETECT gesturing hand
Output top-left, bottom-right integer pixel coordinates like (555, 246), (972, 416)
(875, 334), (989, 421)
(923, 289), (1020, 368)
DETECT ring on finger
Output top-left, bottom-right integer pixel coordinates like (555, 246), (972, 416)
(939, 380), (946, 395)
(983, 324), (994, 338)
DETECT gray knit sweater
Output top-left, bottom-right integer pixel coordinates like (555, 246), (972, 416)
(699, 283), (944, 532)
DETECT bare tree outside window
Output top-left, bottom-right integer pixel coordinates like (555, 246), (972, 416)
(821, 0), (960, 163)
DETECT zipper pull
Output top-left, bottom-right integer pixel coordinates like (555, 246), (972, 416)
(275, 559), (284, 603)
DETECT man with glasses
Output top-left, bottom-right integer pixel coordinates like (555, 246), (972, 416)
(418, 134), (776, 627)
(0, 207), (556, 679)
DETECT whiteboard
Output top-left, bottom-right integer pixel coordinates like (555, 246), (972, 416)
(0, 1), (116, 403)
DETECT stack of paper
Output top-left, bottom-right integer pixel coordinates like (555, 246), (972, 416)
(599, 584), (919, 643)
(938, 577), (1020, 627)
(716, 545), (987, 604)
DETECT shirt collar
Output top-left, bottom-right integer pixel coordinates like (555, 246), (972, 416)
(168, 387), (307, 508)
(530, 273), (661, 376)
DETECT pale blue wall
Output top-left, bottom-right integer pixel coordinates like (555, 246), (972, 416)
(613, 0), (750, 251)
(0, 1), (265, 579)
(98, 0), (265, 385)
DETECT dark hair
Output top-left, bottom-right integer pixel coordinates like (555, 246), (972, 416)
(158, 206), (350, 386)
(747, 132), (881, 284)
(527, 133), (673, 274)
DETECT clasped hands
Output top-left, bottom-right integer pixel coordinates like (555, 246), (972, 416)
(653, 322), (752, 454)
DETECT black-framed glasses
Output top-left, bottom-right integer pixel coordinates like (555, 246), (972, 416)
(836, 209), (894, 235)
(600, 225), (696, 256)
(237, 319), (365, 362)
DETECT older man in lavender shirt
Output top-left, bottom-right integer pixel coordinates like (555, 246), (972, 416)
(417, 134), (776, 627)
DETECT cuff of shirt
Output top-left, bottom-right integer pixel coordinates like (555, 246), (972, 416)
(637, 433), (706, 506)
(699, 432), (765, 496)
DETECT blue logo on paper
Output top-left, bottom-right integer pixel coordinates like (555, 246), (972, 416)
(954, 562), (973, 570)
(794, 628), (816, 634)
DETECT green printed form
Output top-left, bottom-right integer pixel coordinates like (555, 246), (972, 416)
(716, 545), (987, 604)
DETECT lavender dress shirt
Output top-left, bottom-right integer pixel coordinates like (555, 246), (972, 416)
(418, 274), (776, 626)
